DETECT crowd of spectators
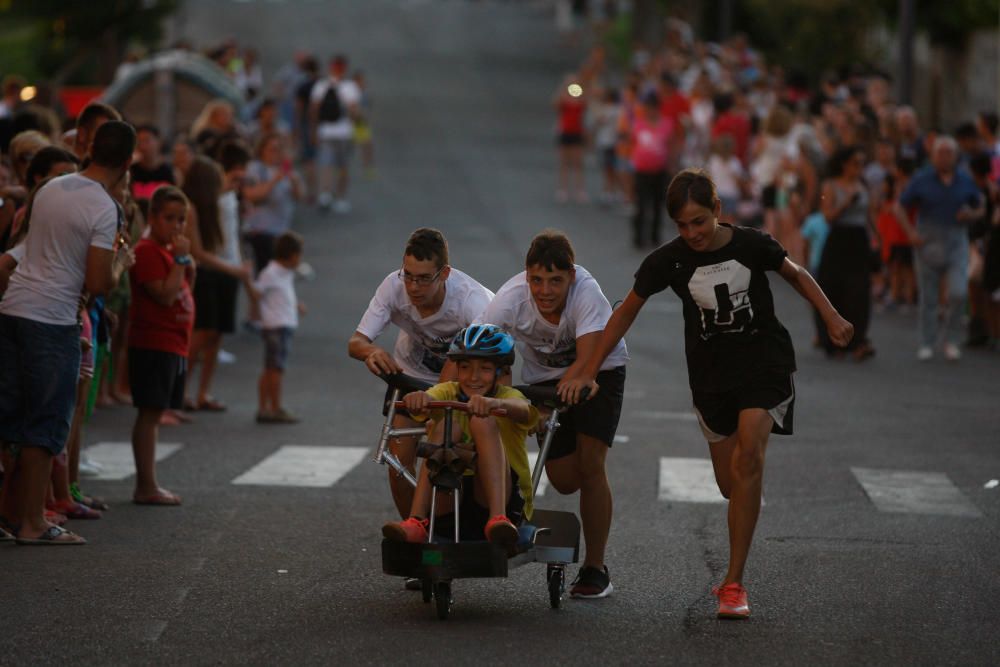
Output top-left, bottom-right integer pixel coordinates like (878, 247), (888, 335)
(554, 20), (1000, 362)
(0, 39), (373, 543)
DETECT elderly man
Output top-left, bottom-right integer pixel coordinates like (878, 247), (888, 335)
(898, 136), (985, 361)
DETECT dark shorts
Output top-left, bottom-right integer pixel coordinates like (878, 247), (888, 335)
(129, 348), (187, 411)
(692, 371), (795, 443)
(536, 365), (626, 461)
(262, 327), (293, 371)
(193, 268), (239, 334)
(0, 314), (81, 455)
(558, 132), (585, 147)
(600, 147), (616, 170)
(431, 469), (526, 541)
(889, 245), (913, 266)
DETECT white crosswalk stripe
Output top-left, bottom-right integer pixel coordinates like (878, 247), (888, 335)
(232, 446), (369, 487)
(82, 442), (184, 481)
(851, 467), (983, 517)
(526, 452), (550, 497)
(658, 457), (726, 504)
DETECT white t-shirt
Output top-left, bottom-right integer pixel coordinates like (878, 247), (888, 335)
(217, 190), (242, 265)
(481, 265), (629, 384)
(255, 260), (298, 329)
(356, 268), (494, 382)
(310, 77), (362, 141)
(707, 154), (744, 199)
(0, 173), (117, 325)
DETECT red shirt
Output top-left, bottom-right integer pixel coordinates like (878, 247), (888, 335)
(659, 92), (690, 126)
(558, 99), (586, 135)
(711, 111), (751, 164)
(631, 114), (673, 172)
(128, 238), (195, 356)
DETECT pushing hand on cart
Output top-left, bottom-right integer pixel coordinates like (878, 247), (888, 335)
(381, 325), (540, 552)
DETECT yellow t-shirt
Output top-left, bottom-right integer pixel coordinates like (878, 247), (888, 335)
(419, 382), (540, 519)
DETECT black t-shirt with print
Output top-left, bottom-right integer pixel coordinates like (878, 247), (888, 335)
(633, 224), (796, 393)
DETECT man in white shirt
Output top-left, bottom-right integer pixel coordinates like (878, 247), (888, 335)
(309, 54), (361, 214)
(481, 230), (627, 599)
(348, 228), (493, 519)
(0, 120), (135, 545)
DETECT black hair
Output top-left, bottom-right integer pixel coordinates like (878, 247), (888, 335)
(25, 146), (79, 189)
(666, 168), (719, 220)
(978, 111), (999, 136)
(404, 227), (449, 268)
(969, 151), (992, 178)
(526, 230), (575, 271)
(149, 184), (189, 217)
(76, 102), (122, 132)
(135, 124), (161, 138)
(825, 145), (863, 178)
(274, 230), (304, 261)
(217, 140), (251, 172)
(90, 120), (136, 169)
(954, 122), (979, 141)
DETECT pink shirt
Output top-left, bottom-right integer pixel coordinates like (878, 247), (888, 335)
(631, 115), (672, 172)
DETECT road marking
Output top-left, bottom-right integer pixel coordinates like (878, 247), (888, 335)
(527, 452), (550, 497)
(634, 410), (698, 422)
(141, 620), (168, 642)
(232, 446), (369, 487)
(613, 434), (630, 444)
(658, 457), (725, 504)
(852, 468), (983, 517)
(82, 442), (183, 481)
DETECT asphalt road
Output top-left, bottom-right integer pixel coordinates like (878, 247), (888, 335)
(4, 2), (999, 665)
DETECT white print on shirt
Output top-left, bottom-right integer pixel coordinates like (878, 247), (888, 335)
(688, 259), (754, 339)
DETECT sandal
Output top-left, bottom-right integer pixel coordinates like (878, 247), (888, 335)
(133, 489), (182, 506)
(48, 500), (102, 520)
(197, 397), (227, 412)
(16, 525), (87, 545)
(44, 509), (68, 526)
(70, 483), (109, 511)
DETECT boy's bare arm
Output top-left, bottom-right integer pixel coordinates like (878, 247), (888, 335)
(777, 258), (854, 347)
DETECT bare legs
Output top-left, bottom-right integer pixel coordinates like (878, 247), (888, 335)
(544, 434), (611, 570)
(708, 408), (774, 585)
(187, 329), (222, 406)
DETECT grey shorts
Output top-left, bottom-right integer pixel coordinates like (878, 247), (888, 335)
(262, 327), (294, 371)
(317, 137), (354, 169)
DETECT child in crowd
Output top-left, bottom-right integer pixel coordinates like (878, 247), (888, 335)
(127, 185), (196, 506)
(382, 325), (538, 551)
(876, 173), (915, 309)
(592, 87), (622, 205)
(706, 134), (745, 223)
(255, 231), (306, 424)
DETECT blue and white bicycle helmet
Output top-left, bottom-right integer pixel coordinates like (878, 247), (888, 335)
(447, 324), (515, 367)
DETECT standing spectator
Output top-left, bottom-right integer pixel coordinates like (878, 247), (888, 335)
(129, 125), (174, 203)
(191, 99), (240, 159)
(182, 156), (251, 411)
(171, 134), (196, 187)
(128, 186), (194, 505)
(706, 135), (744, 223)
(0, 121), (135, 544)
(591, 88), (621, 205)
(73, 103), (122, 162)
(243, 133), (301, 273)
(816, 146), (876, 360)
(963, 152), (996, 347)
(898, 137), (984, 361)
(352, 70), (376, 176)
(294, 56), (320, 202)
(877, 172), (915, 309)
(247, 98), (291, 153)
(553, 73), (588, 203)
(629, 91), (672, 248)
(255, 231), (305, 424)
(711, 92), (751, 165)
(309, 54), (361, 213)
(895, 106), (927, 166)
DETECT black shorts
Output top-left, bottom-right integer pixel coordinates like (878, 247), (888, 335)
(558, 132), (584, 147)
(262, 327), (293, 371)
(536, 365), (626, 461)
(431, 469), (526, 541)
(129, 348), (187, 411)
(193, 267), (239, 334)
(889, 245), (913, 266)
(692, 371), (794, 443)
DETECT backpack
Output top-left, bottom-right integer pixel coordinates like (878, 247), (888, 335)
(317, 83), (343, 123)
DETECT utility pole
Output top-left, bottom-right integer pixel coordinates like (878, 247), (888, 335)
(898, 0), (915, 104)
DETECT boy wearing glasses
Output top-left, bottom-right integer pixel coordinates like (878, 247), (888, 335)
(348, 228), (494, 520)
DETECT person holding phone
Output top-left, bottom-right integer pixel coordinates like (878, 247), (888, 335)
(243, 133), (302, 274)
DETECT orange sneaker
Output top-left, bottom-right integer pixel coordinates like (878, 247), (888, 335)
(484, 515), (518, 550)
(382, 517), (429, 543)
(712, 582), (750, 619)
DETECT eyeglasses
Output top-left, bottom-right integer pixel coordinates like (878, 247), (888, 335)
(397, 266), (445, 286)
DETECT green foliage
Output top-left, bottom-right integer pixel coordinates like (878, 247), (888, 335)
(873, 0), (1000, 49)
(0, 0), (179, 83)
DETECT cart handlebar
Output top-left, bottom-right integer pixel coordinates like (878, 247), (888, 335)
(394, 400), (508, 417)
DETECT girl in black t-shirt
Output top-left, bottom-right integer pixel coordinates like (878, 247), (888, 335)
(558, 168), (853, 620)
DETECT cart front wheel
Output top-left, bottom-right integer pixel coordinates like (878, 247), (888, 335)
(547, 565), (564, 609)
(434, 581), (452, 620)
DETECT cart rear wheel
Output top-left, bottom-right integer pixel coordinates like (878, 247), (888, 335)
(547, 565), (564, 609)
(434, 581), (452, 620)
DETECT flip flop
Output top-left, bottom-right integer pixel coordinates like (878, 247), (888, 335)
(133, 490), (182, 506)
(48, 500), (102, 520)
(44, 509), (68, 527)
(16, 525), (87, 545)
(197, 397), (227, 412)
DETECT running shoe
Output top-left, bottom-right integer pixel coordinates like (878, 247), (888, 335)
(569, 565), (613, 599)
(712, 582), (750, 619)
(484, 515), (518, 550)
(943, 342), (962, 361)
(381, 517), (429, 543)
(917, 346), (933, 361)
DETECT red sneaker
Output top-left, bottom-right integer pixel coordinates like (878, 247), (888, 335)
(484, 515), (518, 550)
(382, 517), (429, 543)
(712, 582), (750, 619)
